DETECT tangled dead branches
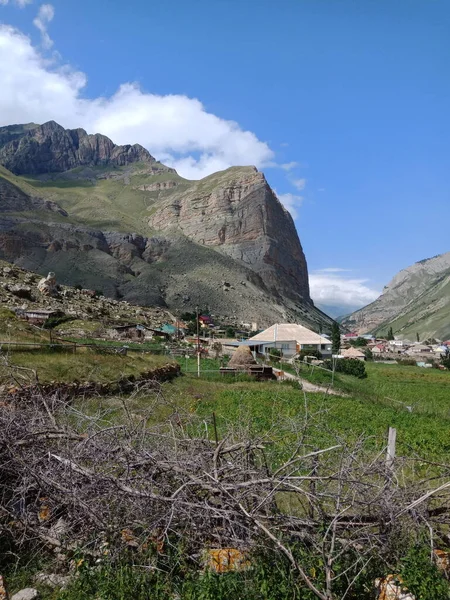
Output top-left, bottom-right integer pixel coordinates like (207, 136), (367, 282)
(1, 385), (449, 600)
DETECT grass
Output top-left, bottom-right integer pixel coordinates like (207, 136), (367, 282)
(292, 361), (450, 417)
(3, 349), (172, 383)
(0, 309), (50, 344)
(82, 357), (450, 464)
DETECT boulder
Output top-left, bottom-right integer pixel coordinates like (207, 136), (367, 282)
(34, 573), (71, 589)
(9, 285), (33, 300)
(37, 272), (58, 297)
(11, 589), (39, 600)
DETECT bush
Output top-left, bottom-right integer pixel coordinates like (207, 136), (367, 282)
(43, 315), (76, 330)
(296, 349), (322, 362)
(400, 545), (450, 600)
(324, 358), (367, 379)
(349, 337), (368, 347)
(397, 358), (418, 366)
(268, 348), (282, 363)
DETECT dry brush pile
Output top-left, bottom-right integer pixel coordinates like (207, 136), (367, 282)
(1, 383), (450, 599)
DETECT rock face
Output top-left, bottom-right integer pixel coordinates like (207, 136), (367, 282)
(0, 121), (155, 175)
(0, 121), (333, 330)
(342, 252), (450, 339)
(149, 167), (311, 305)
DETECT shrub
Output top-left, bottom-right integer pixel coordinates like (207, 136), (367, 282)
(43, 315), (76, 330)
(268, 348), (282, 363)
(324, 358), (367, 378)
(400, 545), (450, 600)
(296, 349), (322, 362)
(349, 337), (368, 347)
(440, 348), (450, 370)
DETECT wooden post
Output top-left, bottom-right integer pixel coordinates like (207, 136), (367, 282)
(386, 427), (397, 472)
(212, 411), (219, 446)
(309, 451), (319, 520)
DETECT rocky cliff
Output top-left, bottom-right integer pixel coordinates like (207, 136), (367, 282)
(148, 166), (311, 306)
(342, 252), (450, 339)
(0, 121), (155, 174)
(0, 121), (332, 330)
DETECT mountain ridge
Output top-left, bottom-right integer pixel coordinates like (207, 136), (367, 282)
(0, 120), (333, 330)
(342, 251), (450, 339)
(0, 120), (157, 175)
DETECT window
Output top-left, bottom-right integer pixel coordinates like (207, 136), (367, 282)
(281, 343), (290, 350)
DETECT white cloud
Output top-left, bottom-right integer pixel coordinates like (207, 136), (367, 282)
(291, 177), (306, 191)
(275, 192), (303, 219)
(33, 3), (54, 48)
(316, 268), (351, 273)
(0, 25), (275, 179)
(0, 0), (32, 6)
(281, 161), (298, 171)
(309, 270), (380, 310)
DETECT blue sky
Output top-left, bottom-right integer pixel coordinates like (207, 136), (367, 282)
(0, 0), (449, 312)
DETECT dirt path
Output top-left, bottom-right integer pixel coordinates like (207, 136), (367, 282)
(272, 367), (346, 396)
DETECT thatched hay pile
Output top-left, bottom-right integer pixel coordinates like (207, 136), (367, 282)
(228, 345), (257, 367)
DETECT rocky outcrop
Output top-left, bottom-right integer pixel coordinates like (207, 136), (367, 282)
(148, 167), (311, 305)
(136, 181), (179, 191)
(0, 121), (155, 175)
(37, 272), (58, 296)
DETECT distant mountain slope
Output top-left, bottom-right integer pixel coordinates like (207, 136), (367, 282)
(342, 252), (450, 339)
(0, 121), (333, 331)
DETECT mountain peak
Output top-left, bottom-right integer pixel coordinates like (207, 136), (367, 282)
(0, 120), (156, 175)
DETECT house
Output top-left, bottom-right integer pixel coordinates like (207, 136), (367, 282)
(199, 315), (213, 328)
(111, 324), (171, 341)
(20, 309), (62, 326)
(111, 324), (146, 341)
(341, 347), (366, 361)
(371, 344), (385, 355)
(406, 344), (433, 355)
(247, 323), (332, 358)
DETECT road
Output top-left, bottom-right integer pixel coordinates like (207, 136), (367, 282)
(272, 367), (345, 396)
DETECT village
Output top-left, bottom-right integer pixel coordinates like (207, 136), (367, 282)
(4, 268), (449, 375)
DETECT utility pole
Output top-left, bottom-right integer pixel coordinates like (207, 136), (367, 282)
(196, 305), (200, 378)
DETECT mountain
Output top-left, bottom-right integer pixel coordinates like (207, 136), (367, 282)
(0, 120), (333, 330)
(342, 252), (450, 340)
(0, 121), (157, 175)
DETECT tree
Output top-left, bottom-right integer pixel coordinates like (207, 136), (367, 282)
(225, 326), (235, 338)
(416, 332), (420, 342)
(387, 326), (394, 340)
(440, 347), (450, 370)
(210, 341), (222, 360)
(349, 337), (368, 347)
(331, 322), (341, 355)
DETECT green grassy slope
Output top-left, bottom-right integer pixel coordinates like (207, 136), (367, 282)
(21, 165), (190, 235)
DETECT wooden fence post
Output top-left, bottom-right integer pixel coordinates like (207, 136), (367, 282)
(386, 427), (397, 472)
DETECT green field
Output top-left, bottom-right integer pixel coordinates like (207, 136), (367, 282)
(2, 349), (172, 384)
(77, 359), (450, 464)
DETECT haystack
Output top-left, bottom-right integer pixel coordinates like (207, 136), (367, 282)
(228, 345), (257, 367)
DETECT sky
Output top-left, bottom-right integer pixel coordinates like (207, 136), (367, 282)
(0, 0), (449, 314)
